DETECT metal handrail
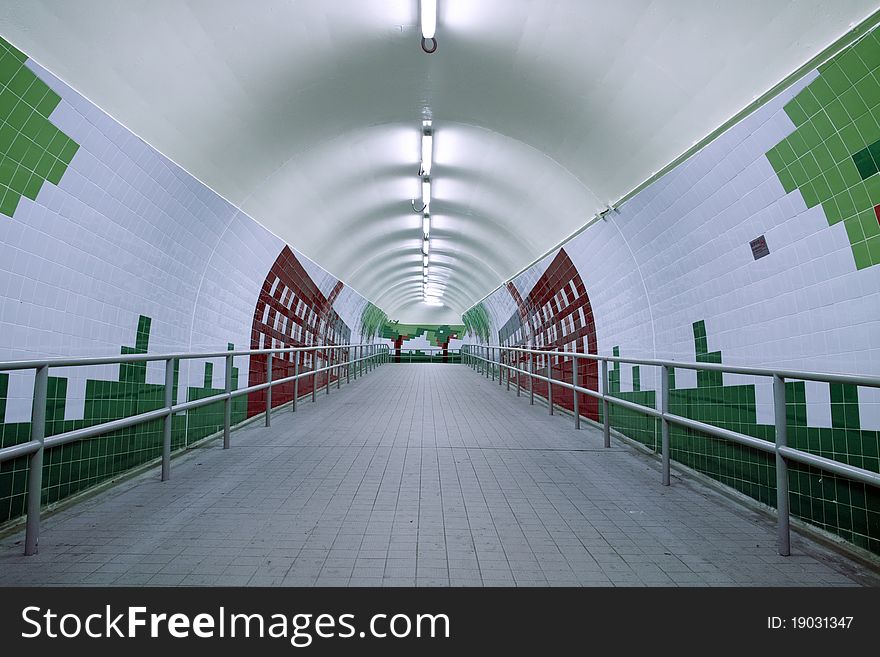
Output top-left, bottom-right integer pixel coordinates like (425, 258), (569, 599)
(0, 342), (390, 555)
(390, 347), (461, 363)
(460, 343), (880, 557)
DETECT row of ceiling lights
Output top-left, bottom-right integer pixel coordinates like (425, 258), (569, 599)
(415, 120), (441, 305)
(419, 3), (439, 304)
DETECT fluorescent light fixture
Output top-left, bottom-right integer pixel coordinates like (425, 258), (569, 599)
(421, 178), (431, 208)
(422, 213), (430, 237)
(421, 132), (433, 176)
(421, 0), (437, 39)
(422, 237), (430, 255)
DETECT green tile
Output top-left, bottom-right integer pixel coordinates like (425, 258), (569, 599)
(6, 66), (34, 97)
(22, 173), (42, 201)
(777, 167), (796, 193)
(765, 146), (784, 171)
(0, 187), (19, 216)
(811, 112), (836, 147)
(838, 46), (871, 84)
(20, 142), (41, 172)
(798, 120), (821, 150)
(822, 196), (843, 226)
(35, 89), (60, 118)
(855, 111), (880, 145)
(840, 123), (865, 151)
(784, 98), (808, 126)
(855, 72), (880, 108)
(776, 139), (797, 165)
(824, 97), (852, 129)
(59, 139), (78, 165)
(850, 181), (871, 208)
(800, 180), (819, 206)
(0, 124), (15, 153)
(46, 158), (66, 185)
(810, 75), (837, 106)
(853, 239), (871, 268)
(865, 172), (880, 201)
(34, 152), (54, 178)
(822, 61), (854, 95)
(800, 152), (821, 180)
(812, 173), (831, 200)
(797, 88), (822, 117)
(836, 189), (857, 218)
(840, 158), (864, 187)
(841, 86), (870, 119)
(825, 132), (850, 163)
(6, 134), (29, 162)
(859, 208), (880, 239)
(868, 234), (880, 264)
(844, 215), (865, 243)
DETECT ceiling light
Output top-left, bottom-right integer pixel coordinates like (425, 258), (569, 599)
(422, 237), (430, 256)
(422, 213), (430, 237)
(420, 0), (437, 53)
(423, 255), (429, 266)
(421, 178), (431, 209)
(421, 130), (433, 176)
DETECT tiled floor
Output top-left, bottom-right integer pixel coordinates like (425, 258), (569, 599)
(0, 363), (874, 587)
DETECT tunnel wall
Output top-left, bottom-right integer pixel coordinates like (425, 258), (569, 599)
(471, 32), (880, 554)
(0, 37), (382, 524)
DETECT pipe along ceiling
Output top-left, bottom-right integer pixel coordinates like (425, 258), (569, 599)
(1, 0), (876, 324)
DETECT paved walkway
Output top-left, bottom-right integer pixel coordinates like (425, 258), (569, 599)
(0, 364), (874, 587)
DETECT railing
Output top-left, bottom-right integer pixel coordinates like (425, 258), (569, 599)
(390, 348), (461, 364)
(461, 344), (880, 557)
(0, 342), (389, 555)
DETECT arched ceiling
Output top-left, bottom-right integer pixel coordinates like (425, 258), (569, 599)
(1, 0), (876, 324)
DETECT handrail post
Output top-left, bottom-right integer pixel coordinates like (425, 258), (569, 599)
(326, 348), (331, 395)
(547, 355), (553, 415)
(774, 374), (791, 556)
(505, 349), (510, 390)
(161, 357), (175, 481)
(337, 347), (341, 389)
(529, 351), (535, 405)
(491, 347), (495, 382)
(572, 356), (580, 429)
(312, 351), (317, 402)
(293, 352), (300, 412)
(265, 353), (273, 427)
(660, 364), (670, 485)
(223, 353), (233, 449)
(347, 347), (351, 384)
(516, 352), (521, 397)
(24, 364), (48, 556)
(602, 359), (610, 448)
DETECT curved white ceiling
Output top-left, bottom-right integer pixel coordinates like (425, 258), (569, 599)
(1, 0), (876, 324)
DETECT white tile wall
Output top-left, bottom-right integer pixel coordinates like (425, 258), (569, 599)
(1, 60), (379, 422)
(479, 67), (880, 430)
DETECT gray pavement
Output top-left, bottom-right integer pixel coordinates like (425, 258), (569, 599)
(0, 363), (874, 587)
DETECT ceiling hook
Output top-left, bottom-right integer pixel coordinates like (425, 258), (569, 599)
(411, 199), (427, 213)
(421, 37), (438, 54)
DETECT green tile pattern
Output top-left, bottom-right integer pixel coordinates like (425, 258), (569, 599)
(0, 316), (248, 524)
(359, 303), (387, 341)
(462, 303), (491, 344)
(380, 321), (464, 347)
(599, 321), (880, 554)
(0, 36), (79, 217)
(765, 30), (880, 268)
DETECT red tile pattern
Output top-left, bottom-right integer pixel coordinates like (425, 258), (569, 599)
(501, 249), (599, 420)
(248, 247), (351, 416)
